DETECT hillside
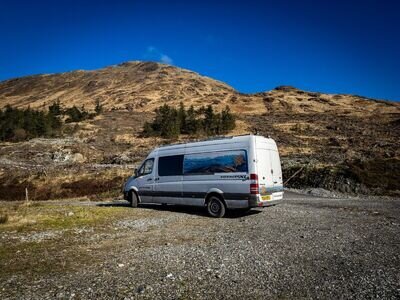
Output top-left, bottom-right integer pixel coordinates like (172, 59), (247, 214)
(0, 61), (399, 199)
(1, 61), (398, 115)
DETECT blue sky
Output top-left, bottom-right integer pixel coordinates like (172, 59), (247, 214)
(0, 0), (399, 100)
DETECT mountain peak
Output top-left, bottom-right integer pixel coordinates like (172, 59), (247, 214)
(0, 61), (398, 116)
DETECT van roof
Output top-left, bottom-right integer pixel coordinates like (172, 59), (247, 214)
(151, 134), (276, 153)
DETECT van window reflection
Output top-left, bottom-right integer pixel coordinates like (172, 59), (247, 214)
(138, 159), (154, 176)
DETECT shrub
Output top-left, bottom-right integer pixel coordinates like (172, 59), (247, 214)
(13, 128), (27, 141)
(65, 106), (89, 123)
(0, 213), (8, 224)
(95, 99), (103, 115)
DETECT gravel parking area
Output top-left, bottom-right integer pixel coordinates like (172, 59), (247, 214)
(1, 192), (399, 299)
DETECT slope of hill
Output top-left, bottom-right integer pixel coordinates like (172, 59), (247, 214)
(0, 61), (399, 199)
(1, 61), (398, 116)
(0, 61), (263, 114)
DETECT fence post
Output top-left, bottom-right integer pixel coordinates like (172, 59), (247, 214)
(25, 187), (29, 203)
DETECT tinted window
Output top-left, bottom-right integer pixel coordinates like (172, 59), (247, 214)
(138, 158), (154, 176)
(183, 150), (248, 175)
(158, 155), (183, 176)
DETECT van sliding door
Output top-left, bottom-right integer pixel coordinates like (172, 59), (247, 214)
(153, 155), (183, 204)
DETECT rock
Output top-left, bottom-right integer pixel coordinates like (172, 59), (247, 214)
(51, 150), (85, 163)
(71, 153), (85, 163)
(274, 85), (297, 92)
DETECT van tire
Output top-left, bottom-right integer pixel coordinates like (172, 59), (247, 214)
(128, 190), (138, 208)
(207, 196), (226, 218)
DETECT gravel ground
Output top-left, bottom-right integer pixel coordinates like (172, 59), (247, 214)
(1, 191), (399, 299)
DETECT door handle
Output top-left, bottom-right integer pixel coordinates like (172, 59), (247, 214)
(147, 178), (153, 182)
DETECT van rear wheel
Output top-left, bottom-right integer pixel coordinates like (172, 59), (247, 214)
(207, 196), (226, 218)
(128, 190), (138, 208)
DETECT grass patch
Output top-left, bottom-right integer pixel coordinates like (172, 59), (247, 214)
(0, 202), (141, 279)
(0, 202), (131, 232)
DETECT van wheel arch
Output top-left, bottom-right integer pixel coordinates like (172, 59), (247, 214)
(205, 192), (225, 205)
(128, 189), (140, 207)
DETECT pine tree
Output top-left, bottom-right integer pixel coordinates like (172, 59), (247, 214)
(49, 100), (62, 116)
(140, 103), (236, 139)
(221, 106), (236, 133)
(186, 105), (199, 134)
(203, 105), (215, 135)
(0, 105), (63, 141)
(177, 101), (187, 133)
(65, 105), (91, 123)
(142, 121), (153, 136)
(161, 106), (180, 139)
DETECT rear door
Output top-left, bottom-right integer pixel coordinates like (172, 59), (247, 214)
(269, 150), (283, 190)
(255, 148), (274, 194)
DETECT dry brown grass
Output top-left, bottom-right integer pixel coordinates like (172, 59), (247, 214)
(3, 61), (396, 117)
(0, 213), (8, 224)
(0, 168), (133, 201)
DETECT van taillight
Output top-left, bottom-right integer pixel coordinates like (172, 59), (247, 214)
(250, 173), (258, 180)
(250, 173), (259, 194)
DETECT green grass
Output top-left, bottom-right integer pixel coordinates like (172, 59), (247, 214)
(0, 203), (130, 232)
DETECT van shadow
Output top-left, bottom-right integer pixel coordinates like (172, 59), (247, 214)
(97, 201), (262, 218)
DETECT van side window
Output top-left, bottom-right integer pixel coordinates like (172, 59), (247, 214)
(158, 155), (184, 176)
(183, 150), (248, 175)
(138, 158), (154, 176)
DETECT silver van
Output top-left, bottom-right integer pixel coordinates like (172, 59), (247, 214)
(123, 135), (283, 217)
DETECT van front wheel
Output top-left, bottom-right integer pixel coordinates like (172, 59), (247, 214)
(128, 190), (138, 208)
(207, 196), (226, 218)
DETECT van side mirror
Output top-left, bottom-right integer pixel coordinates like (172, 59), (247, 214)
(134, 168), (138, 177)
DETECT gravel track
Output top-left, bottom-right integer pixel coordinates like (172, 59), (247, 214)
(1, 192), (399, 299)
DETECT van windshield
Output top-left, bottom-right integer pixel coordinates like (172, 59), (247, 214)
(137, 158), (154, 177)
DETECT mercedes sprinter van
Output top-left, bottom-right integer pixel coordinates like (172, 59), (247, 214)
(123, 135), (283, 217)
